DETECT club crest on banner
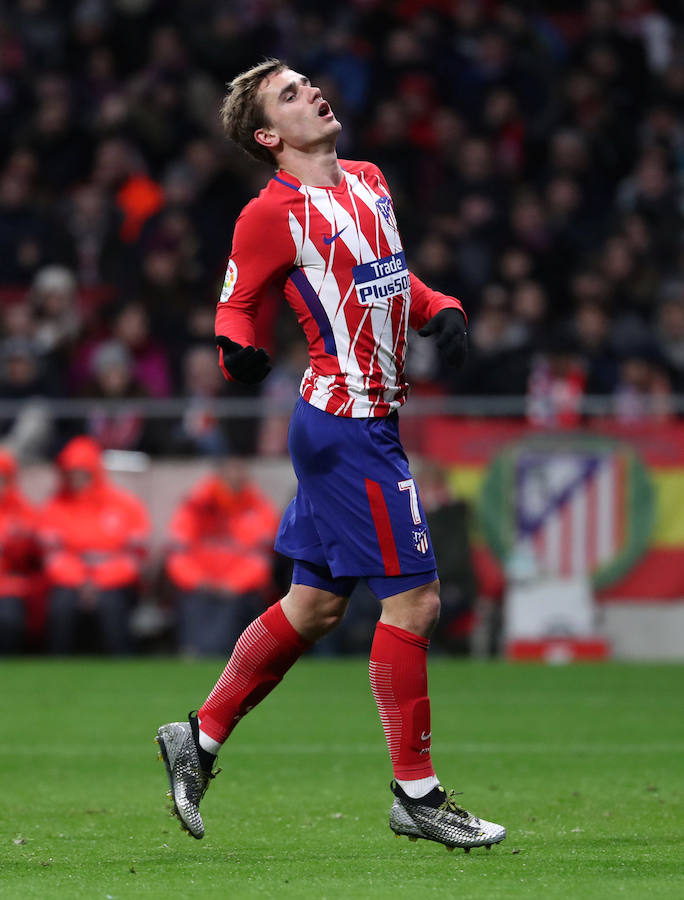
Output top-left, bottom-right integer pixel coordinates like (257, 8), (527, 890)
(478, 434), (654, 589)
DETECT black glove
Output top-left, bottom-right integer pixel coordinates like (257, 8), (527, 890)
(418, 308), (468, 368)
(216, 335), (272, 384)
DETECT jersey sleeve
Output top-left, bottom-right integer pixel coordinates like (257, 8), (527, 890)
(408, 272), (467, 332)
(215, 197), (295, 349)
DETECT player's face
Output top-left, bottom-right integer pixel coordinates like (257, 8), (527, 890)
(255, 68), (341, 156)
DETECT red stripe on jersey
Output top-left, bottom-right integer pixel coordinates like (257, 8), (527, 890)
(365, 478), (401, 576)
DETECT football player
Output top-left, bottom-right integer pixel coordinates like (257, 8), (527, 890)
(156, 59), (504, 854)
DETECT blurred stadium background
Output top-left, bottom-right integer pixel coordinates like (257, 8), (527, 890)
(2, 0), (684, 661)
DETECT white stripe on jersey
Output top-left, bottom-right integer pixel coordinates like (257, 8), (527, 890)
(285, 165), (416, 416)
(288, 210), (304, 265)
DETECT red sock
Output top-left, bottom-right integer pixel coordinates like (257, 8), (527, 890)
(198, 601), (310, 744)
(369, 621), (435, 780)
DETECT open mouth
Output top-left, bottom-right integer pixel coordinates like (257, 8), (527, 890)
(318, 101), (331, 117)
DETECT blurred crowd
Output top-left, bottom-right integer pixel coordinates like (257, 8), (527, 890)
(0, 439), (282, 654)
(2, 0), (684, 459)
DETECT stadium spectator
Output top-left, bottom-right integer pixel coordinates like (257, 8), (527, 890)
(54, 181), (125, 287)
(0, 167), (51, 285)
(416, 460), (478, 656)
(497, 244), (535, 289)
(0, 449), (43, 654)
(91, 136), (164, 244)
(511, 279), (549, 349)
(655, 289), (684, 392)
(1, 299), (36, 342)
(79, 339), (152, 453)
(450, 191), (501, 300)
(451, 284), (529, 396)
(109, 301), (172, 398)
(508, 192), (557, 288)
(133, 236), (195, 370)
(165, 457), (279, 656)
(170, 344), (230, 456)
(0, 336), (53, 462)
(599, 232), (661, 322)
(613, 342), (674, 423)
(39, 435), (150, 654)
(571, 301), (620, 395)
(22, 72), (90, 195)
(527, 330), (587, 428)
(30, 264), (81, 379)
(483, 87), (526, 177)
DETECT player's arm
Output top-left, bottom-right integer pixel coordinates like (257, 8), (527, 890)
(215, 200), (294, 384)
(408, 273), (468, 369)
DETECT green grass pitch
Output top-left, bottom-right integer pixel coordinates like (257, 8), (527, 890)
(1, 658), (683, 899)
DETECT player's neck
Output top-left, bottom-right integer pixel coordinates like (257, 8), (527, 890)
(276, 145), (343, 188)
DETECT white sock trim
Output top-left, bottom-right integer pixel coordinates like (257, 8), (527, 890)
(198, 727), (222, 757)
(396, 775), (440, 799)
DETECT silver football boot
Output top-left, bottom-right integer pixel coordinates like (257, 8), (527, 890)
(155, 713), (218, 839)
(389, 781), (506, 853)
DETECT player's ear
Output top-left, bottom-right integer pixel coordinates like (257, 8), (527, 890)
(254, 127), (280, 152)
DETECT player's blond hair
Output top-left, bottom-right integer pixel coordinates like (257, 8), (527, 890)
(220, 58), (287, 165)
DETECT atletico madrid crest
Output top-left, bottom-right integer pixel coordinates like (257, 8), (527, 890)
(479, 434), (654, 589)
(376, 196), (393, 224)
(413, 527), (429, 555)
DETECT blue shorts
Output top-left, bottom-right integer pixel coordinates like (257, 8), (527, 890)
(275, 398), (437, 589)
(291, 559), (437, 601)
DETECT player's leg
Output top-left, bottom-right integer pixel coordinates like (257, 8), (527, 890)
(369, 576), (441, 795)
(156, 570), (352, 839)
(198, 580), (349, 746)
(369, 576), (506, 852)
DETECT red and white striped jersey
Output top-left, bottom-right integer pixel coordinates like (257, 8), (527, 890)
(215, 159), (464, 417)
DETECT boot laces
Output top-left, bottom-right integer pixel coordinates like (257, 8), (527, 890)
(437, 789), (469, 820)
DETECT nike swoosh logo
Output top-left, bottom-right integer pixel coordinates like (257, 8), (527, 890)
(421, 731), (431, 741)
(323, 225), (348, 244)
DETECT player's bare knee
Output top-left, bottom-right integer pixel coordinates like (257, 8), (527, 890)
(408, 579), (440, 611)
(380, 580), (441, 637)
(283, 587), (349, 640)
(420, 588), (441, 631)
(316, 594), (348, 632)
(410, 596), (440, 636)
